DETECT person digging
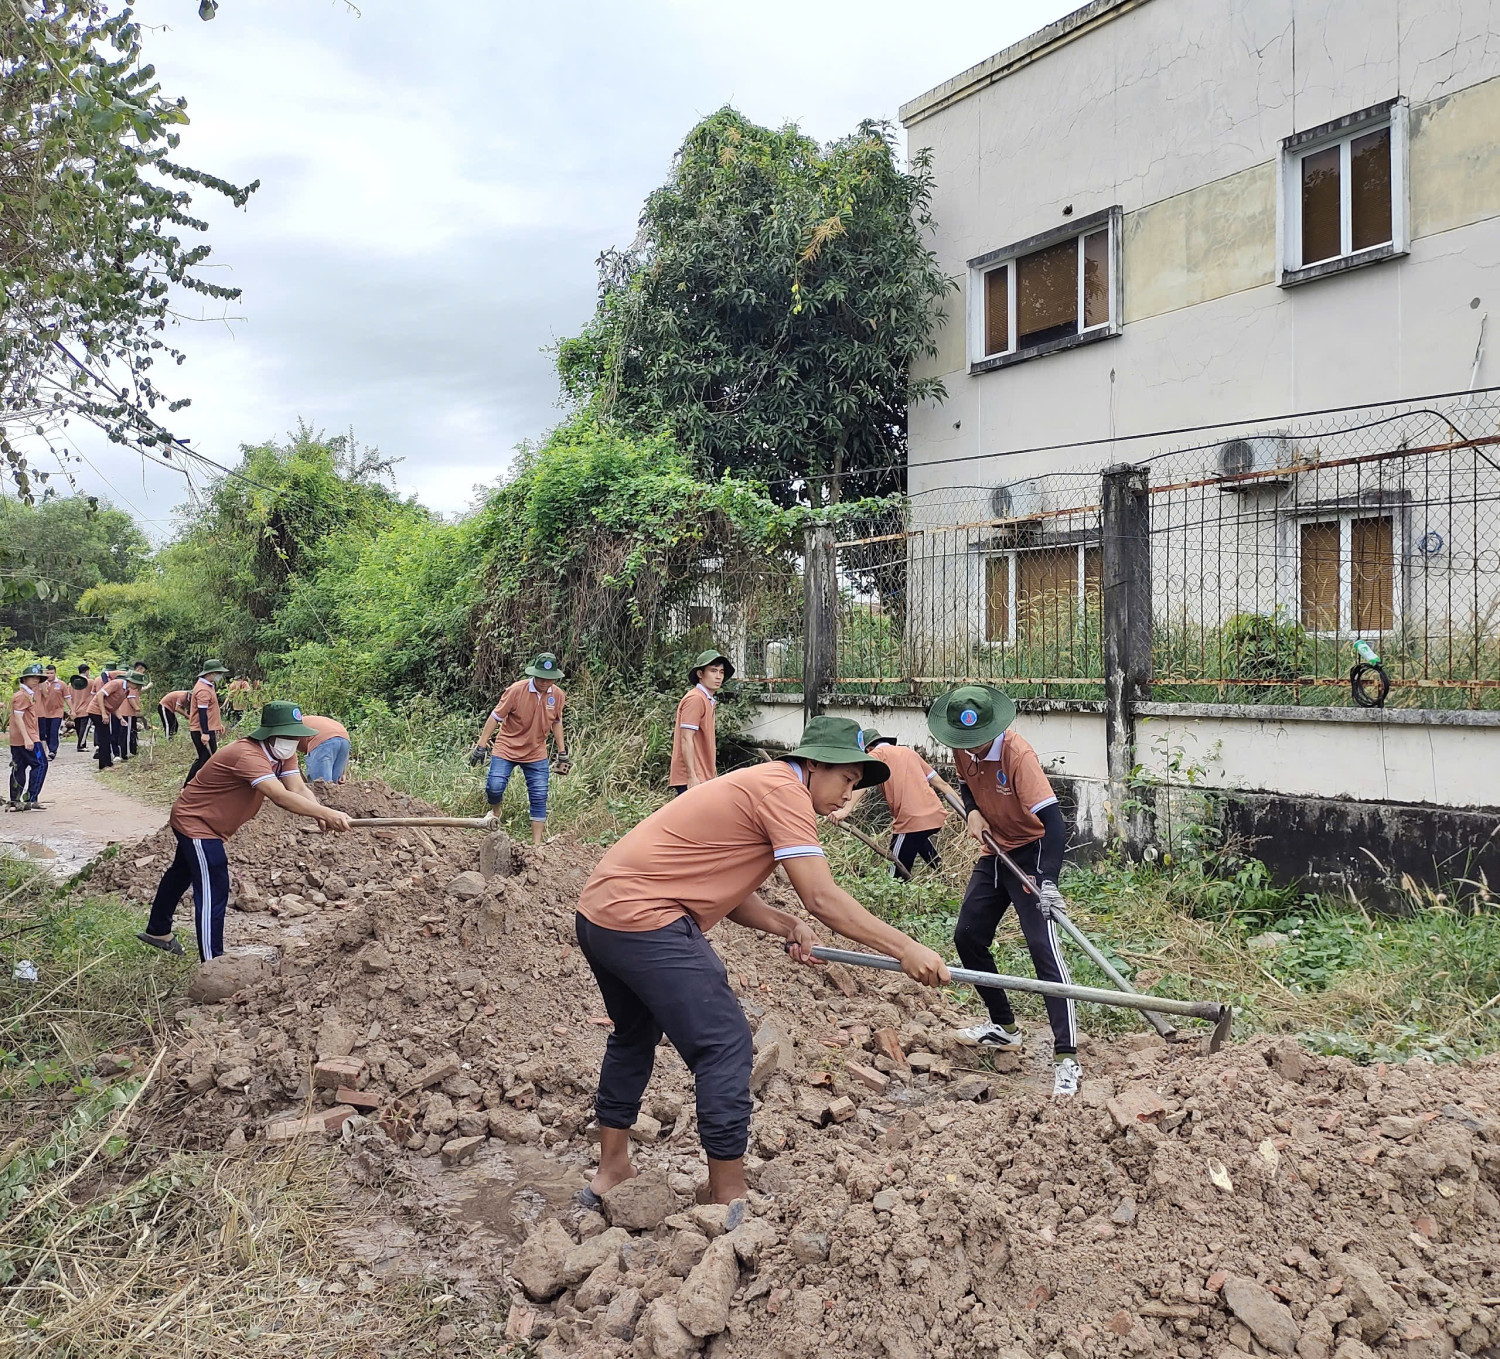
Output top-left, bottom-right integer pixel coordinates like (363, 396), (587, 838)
(828, 728), (961, 877)
(927, 685), (1082, 1099)
(669, 648), (732, 794)
(574, 715), (950, 1208)
(187, 660), (230, 784)
(138, 702), (352, 960)
(468, 651), (568, 846)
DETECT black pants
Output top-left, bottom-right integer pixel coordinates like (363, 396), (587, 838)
(37, 717), (62, 759)
(890, 826), (941, 876)
(575, 912), (753, 1160)
(159, 705), (179, 738)
(953, 839), (1077, 1054)
(186, 730), (217, 784)
(128, 716), (141, 756)
(96, 715), (128, 766)
(9, 745), (42, 803)
(75, 713), (94, 751)
(147, 830), (230, 960)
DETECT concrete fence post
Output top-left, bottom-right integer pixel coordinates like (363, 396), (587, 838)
(802, 522), (837, 724)
(1101, 464), (1152, 853)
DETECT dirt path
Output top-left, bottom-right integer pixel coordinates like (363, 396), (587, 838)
(1, 743), (166, 878)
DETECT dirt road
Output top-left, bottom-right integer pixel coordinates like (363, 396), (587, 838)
(0, 743), (165, 877)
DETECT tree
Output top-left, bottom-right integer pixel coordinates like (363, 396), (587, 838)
(557, 109), (953, 506)
(0, 492), (146, 646)
(0, 0), (257, 497)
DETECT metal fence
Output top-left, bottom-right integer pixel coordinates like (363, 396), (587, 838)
(716, 387), (1500, 711)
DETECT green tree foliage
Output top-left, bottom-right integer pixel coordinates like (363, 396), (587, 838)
(0, 0), (257, 494)
(0, 492), (146, 646)
(557, 109), (952, 505)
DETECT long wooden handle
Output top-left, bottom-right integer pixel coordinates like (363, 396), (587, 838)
(347, 815), (496, 829)
(833, 820), (912, 881)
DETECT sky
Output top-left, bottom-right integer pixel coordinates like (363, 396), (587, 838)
(44, 0), (1079, 534)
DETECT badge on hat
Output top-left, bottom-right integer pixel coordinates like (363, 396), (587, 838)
(292, 707), (302, 721)
(856, 730), (866, 750)
(960, 708), (979, 727)
(543, 660), (553, 670)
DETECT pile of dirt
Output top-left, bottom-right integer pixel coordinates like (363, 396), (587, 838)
(99, 779), (1500, 1359)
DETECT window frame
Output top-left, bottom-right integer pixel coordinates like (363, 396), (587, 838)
(1277, 99), (1409, 288)
(966, 206), (1123, 374)
(1283, 505), (1405, 638)
(980, 539), (1102, 646)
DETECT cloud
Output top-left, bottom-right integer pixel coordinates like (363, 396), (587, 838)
(30, 0), (1076, 531)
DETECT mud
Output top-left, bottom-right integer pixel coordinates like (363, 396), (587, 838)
(97, 778), (1500, 1358)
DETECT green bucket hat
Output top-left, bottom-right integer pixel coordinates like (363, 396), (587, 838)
(859, 728), (896, 750)
(17, 664), (43, 680)
(687, 648), (734, 688)
(200, 659), (230, 676)
(523, 652), (565, 681)
(926, 685), (1017, 749)
(247, 701), (319, 741)
(123, 672), (145, 686)
(785, 716), (889, 789)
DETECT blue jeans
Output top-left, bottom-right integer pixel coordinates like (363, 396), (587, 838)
(487, 756), (549, 821)
(37, 717), (62, 758)
(305, 736), (350, 783)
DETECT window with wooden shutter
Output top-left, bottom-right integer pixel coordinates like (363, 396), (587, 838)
(1300, 521), (1342, 631)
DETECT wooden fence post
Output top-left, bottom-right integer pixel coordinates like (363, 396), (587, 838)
(803, 523), (837, 724)
(1101, 464), (1152, 853)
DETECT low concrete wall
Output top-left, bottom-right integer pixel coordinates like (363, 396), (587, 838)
(748, 693), (1500, 905)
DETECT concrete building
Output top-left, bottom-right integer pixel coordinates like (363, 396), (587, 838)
(898, 0), (1500, 652)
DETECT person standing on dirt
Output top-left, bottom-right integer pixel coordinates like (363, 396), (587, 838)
(669, 649), (731, 795)
(158, 688), (190, 739)
(68, 672), (90, 744)
(126, 661), (150, 755)
(187, 661), (230, 783)
(95, 665), (131, 768)
(81, 663), (111, 754)
(225, 675), (252, 727)
(9, 665), (46, 811)
(575, 715), (950, 1207)
(828, 729), (959, 877)
(138, 702), (353, 960)
(297, 713), (351, 784)
(34, 664), (67, 760)
(468, 652), (568, 847)
(927, 685), (1080, 1099)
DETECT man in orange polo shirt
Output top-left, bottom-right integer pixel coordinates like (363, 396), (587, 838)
(158, 688), (191, 739)
(73, 664), (101, 751)
(575, 716), (949, 1207)
(468, 652), (568, 845)
(95, 666), (131, 768)
(669, 649), (731, 795)
(139, 702), (351, 959)
(9, 665), (46, 810)
(927, 685), (1080, 1099)
(828, 728), (960, 876)
(34, 665), (67, 759)
(297, 713), (351, 783)
(187, 660), (230, 783)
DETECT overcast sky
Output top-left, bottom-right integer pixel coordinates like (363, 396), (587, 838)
(47, 0), (1077, 534)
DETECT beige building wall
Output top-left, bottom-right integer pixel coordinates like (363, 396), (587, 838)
(901, 0), (1500, 496)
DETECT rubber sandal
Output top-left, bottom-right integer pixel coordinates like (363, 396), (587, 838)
(574, 1187), (604, 1211)
(136, 932), (184, 956)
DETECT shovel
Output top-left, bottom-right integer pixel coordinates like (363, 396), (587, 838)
(937, 787), (1178, 1041)
(831, 819), (913, 881)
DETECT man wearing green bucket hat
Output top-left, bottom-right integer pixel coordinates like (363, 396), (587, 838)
(574, 715), (949, 1207)
(927, 685), (1081, 1098)
(139, 702), (352, 960)
(186, 661), (231, 784)
(669, 648), (733, 794)
(9, 665), (46, 810)
(469, 652), (569, 846)
(829, 729), (961, 877)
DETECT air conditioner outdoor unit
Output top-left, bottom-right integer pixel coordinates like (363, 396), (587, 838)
(989, 479), (1049, 521)
(1216, 434), (1293, 490)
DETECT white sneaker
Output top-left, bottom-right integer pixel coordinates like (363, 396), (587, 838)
(956, 1022), (1023, 1048)
(1053, 1057), (1082, 1098)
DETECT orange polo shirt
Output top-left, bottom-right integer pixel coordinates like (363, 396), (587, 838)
(84, 675), (108, 716)
(296, 714), (349, 754)
(953, 731), (1058, 852)
(8, 687), (38, 748)
(488, 679), (565, 762)
(668, 684), (717, 786)
(160, 690), (191, 714)
(34, 679), (67, 719)
(577, 759), (824, 934)
(99, 678), (129, 717)
(872, 743), (946, 834)
(171, 738), (298, 841)
(188, 678), (223, 734)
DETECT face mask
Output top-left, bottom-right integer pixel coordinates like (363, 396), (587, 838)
(269, 737), (299, 760)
